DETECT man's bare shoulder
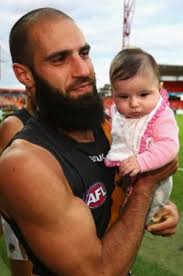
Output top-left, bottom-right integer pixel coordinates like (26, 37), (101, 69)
(0, 139), (62, 179)
(0, 139), (71, 220)
(0, 140), (65, 200)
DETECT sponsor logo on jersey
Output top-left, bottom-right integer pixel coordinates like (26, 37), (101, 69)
(84, 182), (107, 209)
(89, 153), (105, 162)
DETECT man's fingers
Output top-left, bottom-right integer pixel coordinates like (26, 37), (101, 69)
(147, 220), (177, 236)
(146, 201), (179, 236)
(148, 224), (177, 236)
(148, 217), (174, 231)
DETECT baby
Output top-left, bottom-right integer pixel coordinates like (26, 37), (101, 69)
(105, 48), (179, 224)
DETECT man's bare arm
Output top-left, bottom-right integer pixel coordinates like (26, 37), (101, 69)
(0, 141), (177, 276)
(0, 116), (23, 153)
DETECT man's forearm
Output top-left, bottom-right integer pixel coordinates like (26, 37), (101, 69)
(101, 179), (156, 275)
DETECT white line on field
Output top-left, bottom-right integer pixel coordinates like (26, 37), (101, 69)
(178, 167), (183, 172)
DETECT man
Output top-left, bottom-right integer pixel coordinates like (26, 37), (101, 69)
(0, 92), (35, 276)
(0, 8), (179, 276)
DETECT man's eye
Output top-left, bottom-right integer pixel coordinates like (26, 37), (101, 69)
(80, 49), (90, 58)
(52, 54), (67, 63)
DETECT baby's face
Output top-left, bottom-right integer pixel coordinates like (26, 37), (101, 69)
(112, 69), (160, 118)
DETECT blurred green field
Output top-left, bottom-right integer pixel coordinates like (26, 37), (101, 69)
(0, 115), (182, 276)
(0, 236), (10, 276)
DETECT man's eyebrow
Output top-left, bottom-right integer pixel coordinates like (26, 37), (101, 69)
(45, 43), (91, 61)
(80, 43), (91, 51)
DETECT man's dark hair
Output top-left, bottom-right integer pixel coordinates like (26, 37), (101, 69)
(110, 48), (160, 85)
(9, 7), (73, 66)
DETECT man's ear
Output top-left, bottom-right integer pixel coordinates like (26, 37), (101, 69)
(13, 63), (35, 89)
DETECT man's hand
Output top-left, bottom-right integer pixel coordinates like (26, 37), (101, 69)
(146, 201), (179, 236)
(119, 156), (141, 177)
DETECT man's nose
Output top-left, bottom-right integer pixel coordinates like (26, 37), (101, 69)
(72, 55), (90, 78)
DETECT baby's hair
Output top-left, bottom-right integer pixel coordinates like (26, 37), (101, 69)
(110, 48), (160, 85)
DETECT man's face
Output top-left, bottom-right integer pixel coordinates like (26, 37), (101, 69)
(30, 18), (95, 99)
(29, 17), (104, 130)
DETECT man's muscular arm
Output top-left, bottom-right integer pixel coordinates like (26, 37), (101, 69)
(0, 141), (177, 276)
(0, 116), (23, 153)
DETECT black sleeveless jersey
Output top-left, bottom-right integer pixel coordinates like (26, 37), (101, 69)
(11, 108), (31, 124)
(6, 117), (115, 275)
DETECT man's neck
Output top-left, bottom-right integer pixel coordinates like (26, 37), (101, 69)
(64, 130), (95, 143)
(26, 100), (36, 116)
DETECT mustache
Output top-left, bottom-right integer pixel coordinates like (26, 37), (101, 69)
(67, 77), (95, 91)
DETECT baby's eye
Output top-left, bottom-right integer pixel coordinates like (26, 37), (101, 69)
(140, 93), (149, 97)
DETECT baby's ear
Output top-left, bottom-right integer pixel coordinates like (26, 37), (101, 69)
(159, 82), (164, 89)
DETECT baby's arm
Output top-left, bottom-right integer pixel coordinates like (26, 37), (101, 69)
(137, 108), (179, 173)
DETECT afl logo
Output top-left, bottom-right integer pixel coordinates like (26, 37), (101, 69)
(85, 182), (107, 209)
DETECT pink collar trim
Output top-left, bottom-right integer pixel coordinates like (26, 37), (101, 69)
(139, 89), (169, 153)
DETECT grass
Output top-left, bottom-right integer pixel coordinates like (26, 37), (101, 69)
(132, 114), (183, 275)
(0, 115), (183, 276)
(0, 236), (10, 276)
(132, 220), (183, 276)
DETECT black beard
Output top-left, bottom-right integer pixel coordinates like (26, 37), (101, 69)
(32, 71), (104, 131)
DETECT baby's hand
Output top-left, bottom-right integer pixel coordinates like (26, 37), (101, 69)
(119, 156), (141, 177)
